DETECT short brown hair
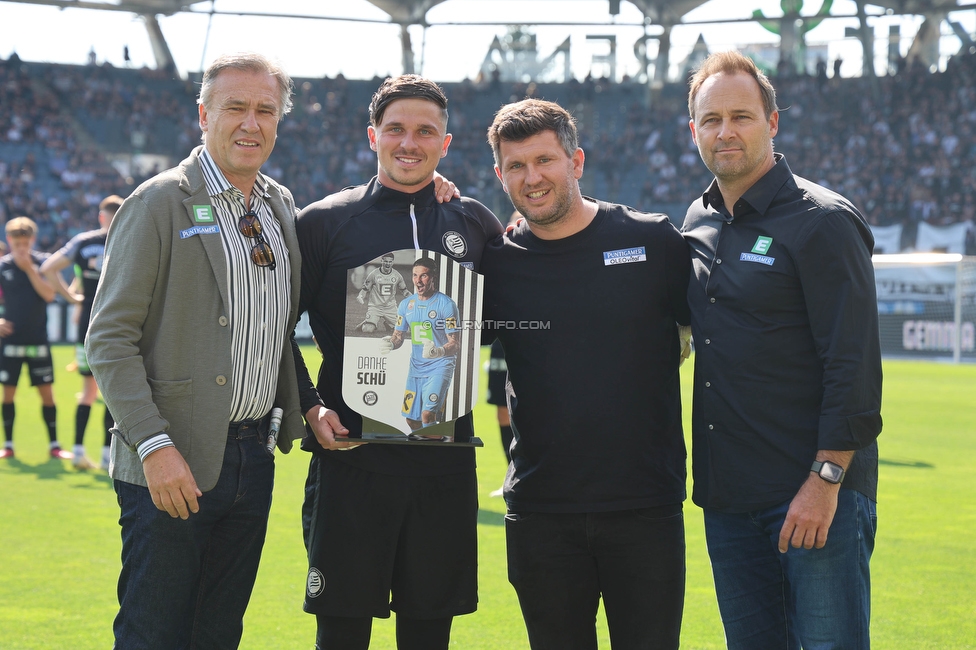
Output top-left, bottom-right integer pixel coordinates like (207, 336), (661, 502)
(487, 99), (578, 165)
(413, 256), (439, 277)
(369, 75), (449, 127)
(688, 50), (778, 122)
(5, 216), (37, 238)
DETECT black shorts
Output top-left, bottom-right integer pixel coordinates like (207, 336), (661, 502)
(485, 340), (508, 407)
(302, 453), (478, 619)
(0, 344), (54, 386)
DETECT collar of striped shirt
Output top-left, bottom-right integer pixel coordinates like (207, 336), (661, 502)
(198, 147), (270, 202)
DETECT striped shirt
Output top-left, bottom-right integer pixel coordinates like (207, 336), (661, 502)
(136, 148), (292, 462)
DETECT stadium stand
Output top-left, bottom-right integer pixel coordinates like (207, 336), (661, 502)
(2, 49), (976, 254)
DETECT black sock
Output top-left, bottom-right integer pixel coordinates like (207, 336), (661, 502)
(500, 425), (514, 463)
(42, 405), (57, 444)
(104, 408), (114, 447)
(2, 402), (14, 443)
(75, 404), (91, 447)
(395, 615), (453, 650)
(315, 615), (372, 650)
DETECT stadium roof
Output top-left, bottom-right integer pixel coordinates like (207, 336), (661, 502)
(2, 0), (973, 77)
(4, 0), (967, 22)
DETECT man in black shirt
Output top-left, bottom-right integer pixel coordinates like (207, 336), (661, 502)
(682, 50), (882, 650)
(41, 194), (122, 470)
(0, 217), (61, 460)
(482, 99), (690, 649)
(296, 75), (501, 650)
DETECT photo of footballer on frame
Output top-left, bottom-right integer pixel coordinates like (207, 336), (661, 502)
(341, 249), (483, 446)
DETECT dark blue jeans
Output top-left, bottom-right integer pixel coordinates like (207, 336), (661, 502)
(113, 420), (274, 649)
(704, 489), (877, 650)
(505, 505), (685, 650)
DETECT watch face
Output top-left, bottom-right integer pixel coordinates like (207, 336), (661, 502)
(821, 462), (844, 483)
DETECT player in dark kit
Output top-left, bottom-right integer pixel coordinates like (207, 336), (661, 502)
(41, 195), (123, 469)
(296, 75), (501, 650)
(0, 217), (62, 460)
(485, 338), (512, 497)
(485, 211), (520, 497)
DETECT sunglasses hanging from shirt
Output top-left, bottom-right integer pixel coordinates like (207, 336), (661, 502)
(238, 210), (276, 270)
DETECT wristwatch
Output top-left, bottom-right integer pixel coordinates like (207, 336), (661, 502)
(810, 460), (846, 484)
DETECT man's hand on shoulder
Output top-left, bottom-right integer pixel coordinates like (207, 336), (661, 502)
(142, 447), (202, 520)
(432, 172), (460, 203)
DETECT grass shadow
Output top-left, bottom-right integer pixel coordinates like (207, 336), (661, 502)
(879, 458), (934, 469)
(1, 457), (115, 485)
(73, 471), (114, 488)
(478, 508), (505, 526)
(1, 457), (72, 480)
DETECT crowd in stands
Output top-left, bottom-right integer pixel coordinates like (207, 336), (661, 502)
(2, 47), (976, 254)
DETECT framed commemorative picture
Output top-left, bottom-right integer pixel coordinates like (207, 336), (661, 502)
(340, 249), (484, 446)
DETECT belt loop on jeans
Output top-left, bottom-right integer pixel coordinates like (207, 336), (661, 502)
(227, 412), (272, 440)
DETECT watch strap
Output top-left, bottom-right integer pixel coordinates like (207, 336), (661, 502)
(810, 460), (846, 484)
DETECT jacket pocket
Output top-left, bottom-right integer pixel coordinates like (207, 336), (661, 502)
(147, 377), (193, 452)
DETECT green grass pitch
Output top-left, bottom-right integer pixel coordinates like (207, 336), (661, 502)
(0, 346), (974, 648)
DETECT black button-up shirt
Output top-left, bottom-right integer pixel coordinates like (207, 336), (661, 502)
(682, 154), (883, 513)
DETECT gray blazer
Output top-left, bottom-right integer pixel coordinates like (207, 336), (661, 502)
(87, 146), (307, 491)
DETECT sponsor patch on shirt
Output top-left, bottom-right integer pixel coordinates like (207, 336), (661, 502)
(740, 252), (775, 265)
(192, 205), (215, 223)
(603, 246), (647, 266)
(751, 236), (773, 254)
(180, 225), (221, 239)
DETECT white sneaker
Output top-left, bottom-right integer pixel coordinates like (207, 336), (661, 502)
(73, 455), (98, 470)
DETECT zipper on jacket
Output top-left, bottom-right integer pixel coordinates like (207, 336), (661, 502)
(410, 200), (420, 251)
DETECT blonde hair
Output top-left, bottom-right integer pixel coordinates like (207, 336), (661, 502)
(5, 216), (37, 237)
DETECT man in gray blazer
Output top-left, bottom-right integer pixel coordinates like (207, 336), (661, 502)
(87, 52), (335, 649)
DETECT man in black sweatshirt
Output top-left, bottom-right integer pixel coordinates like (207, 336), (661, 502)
(481, 98), (691, 650)
(295, 74), (501, 650)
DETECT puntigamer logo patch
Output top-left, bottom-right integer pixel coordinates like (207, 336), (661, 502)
(180, 225), (221, 239)
(603, 246), (647, 266)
